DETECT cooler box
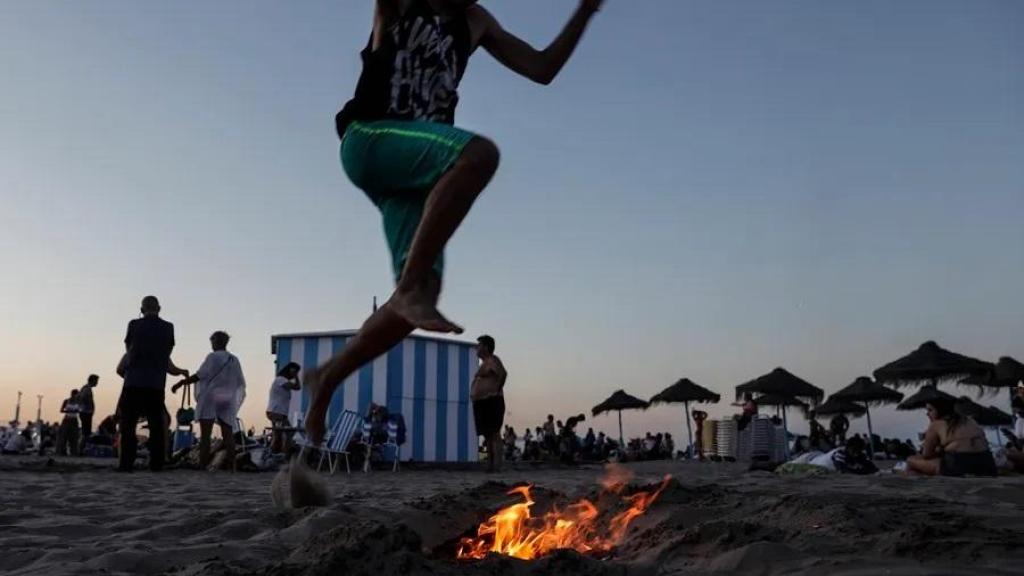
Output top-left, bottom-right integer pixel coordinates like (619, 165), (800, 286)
(173, 430), (195, 452)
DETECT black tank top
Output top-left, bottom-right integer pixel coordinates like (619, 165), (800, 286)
(336, 0), (472, 138)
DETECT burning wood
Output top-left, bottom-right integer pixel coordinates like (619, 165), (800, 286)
(456, 471), (671, 561)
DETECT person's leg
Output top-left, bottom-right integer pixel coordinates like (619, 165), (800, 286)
(79, 413), (93, 454)
(68, 423), (80, 457)
(218, 421), (236, 472)
(118, 389), (141, 471)
(491, 433), (503, 471)
(271, 427), (282, 454)
(906, 455), (940, 476)
(143, 391), (167, 471)
(56, 422), (67, 456)
(341, 121), (499, 334)
(389, 137), (500, 333)
(305, 304), (415, 444)
(199, 420), (214, 468)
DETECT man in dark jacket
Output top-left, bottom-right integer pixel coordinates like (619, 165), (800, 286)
(118, 296), (188, 472)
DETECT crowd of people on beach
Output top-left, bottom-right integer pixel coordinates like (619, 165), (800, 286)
(2, 296), (1023, 482)
(0, 296), (303, 472)
(493, 415), (677, 465)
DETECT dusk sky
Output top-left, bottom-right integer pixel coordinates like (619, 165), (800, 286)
(1, 1), (1021, 444)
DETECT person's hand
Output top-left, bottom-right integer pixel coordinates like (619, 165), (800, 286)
(581, 0), (604, 14)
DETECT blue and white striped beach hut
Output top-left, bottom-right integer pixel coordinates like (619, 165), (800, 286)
(271, 331), (479, 463)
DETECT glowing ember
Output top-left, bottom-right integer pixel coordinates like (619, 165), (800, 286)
(456, 472), (671, 561)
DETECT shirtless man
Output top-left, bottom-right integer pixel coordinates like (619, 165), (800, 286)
(306, 0), (604, 443)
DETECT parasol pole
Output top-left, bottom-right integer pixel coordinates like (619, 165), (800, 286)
(864, 404), (875, 460)
(14, 391), (22, 427)
(781, 407), (790, 460)
(684, 401), (692, 459)
(618, 410), (624, 449)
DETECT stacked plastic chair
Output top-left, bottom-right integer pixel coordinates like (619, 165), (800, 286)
(772, 424), (787, 463)
(749, 415), (775, 461)
(716, 418), (738, 460)
(701, 419), (718, 458)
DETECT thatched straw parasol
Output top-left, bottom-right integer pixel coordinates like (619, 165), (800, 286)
(896, 385), (957, 411)
(754, 393), (809, 410)
(960, 356), (1024, 388)
(811, 397), (867, 418)
(954, 398), (1013, 447)
(960, 356), (1024, 407)
(735, 368), (824, 406)
(873, 341), (992, 389)
(735, 369), (823, 460)
(831, 376), (904, 459)
(592, 390), (650, 448)
(649, 378), (720, 459)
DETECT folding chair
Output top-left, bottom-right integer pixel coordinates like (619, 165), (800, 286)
(361, 420), (374, 473)
(385, 419), (401, 472)
(317, 410), (362, 474)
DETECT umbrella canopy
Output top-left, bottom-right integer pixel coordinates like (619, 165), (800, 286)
(735, 368), (824, 406)
(954, 396), (986, 419)
(873, 341), (993, 388)
(754, 393), (809, 409)
(896, 385), (957, 411)
(811, 397), (867, 418)
(978, 405), (1014, 428)
(960, 356), (1024, 389)
(829, 377), (901, 461)
(650, 378), (721, 405)
(592, 390), (649, 450)
(831, 376), (904, 406)
(592, 390), (649, 416)
(649, 378), (720, 460)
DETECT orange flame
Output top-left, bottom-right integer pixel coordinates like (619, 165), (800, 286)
(456, 475), (671, 561)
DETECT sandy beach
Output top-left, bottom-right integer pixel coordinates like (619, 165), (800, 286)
(1, 457), (1022, 576)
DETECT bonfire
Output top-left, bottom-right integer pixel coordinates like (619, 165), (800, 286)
(456, 469), (671, 561)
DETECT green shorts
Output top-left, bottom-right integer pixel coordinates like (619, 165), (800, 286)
(341, 119), (476, 281)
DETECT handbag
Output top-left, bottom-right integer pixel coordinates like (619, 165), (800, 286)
(176, 383), (195, 426)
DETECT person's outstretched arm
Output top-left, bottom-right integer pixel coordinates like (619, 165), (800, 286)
(473, 0), (604, 85)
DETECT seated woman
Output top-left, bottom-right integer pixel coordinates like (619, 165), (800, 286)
(907, 397), (997, 477)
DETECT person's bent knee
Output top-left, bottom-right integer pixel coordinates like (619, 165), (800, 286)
(463, 136), (500, 177)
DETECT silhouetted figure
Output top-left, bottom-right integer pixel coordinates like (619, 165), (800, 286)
(57, 390), (82, 456)
(79, 374), (98, 453)
(829, 414), (849, 445)
(118, 296), (188, 472)
(692, 410), (708, 460)
(470, 335), (507, 472)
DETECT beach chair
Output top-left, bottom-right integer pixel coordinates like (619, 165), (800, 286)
(361, 420), (374, 473)
(385, 418), (401, 472)
(317, 410), (361, 474)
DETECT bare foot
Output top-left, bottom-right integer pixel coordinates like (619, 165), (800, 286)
(388, 288), (463, 334)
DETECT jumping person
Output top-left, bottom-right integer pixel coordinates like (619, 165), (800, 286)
(306, 0), (605, 444)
